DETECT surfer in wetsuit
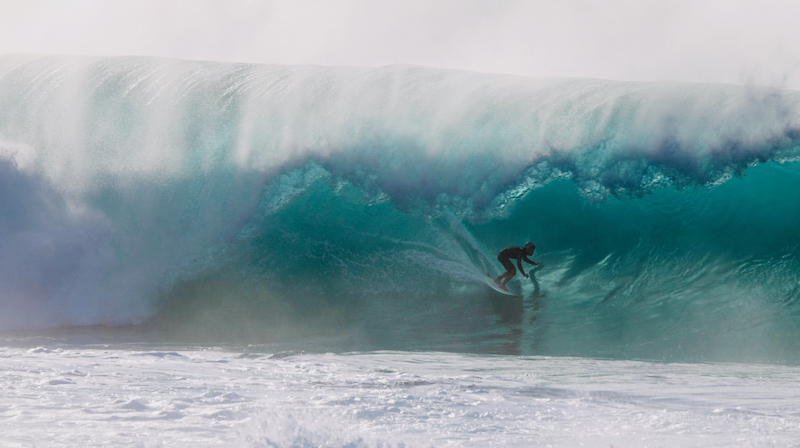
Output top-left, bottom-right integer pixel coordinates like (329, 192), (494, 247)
(494, 242), (540, 291)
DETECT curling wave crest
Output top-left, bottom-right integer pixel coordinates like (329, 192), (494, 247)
(1, 55), (800, 361)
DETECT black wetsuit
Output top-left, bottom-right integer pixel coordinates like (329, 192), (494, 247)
(497, 246), (536, 277)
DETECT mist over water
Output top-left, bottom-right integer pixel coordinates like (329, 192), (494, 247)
(1, 55), (800, 362)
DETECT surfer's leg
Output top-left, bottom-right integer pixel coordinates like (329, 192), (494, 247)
(496, 256), (515, 285)
(501, 268), (516, 286)
(495, 271), (512, 285)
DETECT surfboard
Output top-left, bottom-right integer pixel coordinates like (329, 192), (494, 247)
(484, 276), (519, 297)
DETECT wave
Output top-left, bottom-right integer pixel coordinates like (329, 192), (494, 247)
(1, 55), (800, 361)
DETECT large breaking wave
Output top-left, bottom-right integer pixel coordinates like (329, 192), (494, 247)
(2, 55), (800, 362)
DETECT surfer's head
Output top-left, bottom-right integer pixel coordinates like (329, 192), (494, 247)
(524, 242), (535, 255)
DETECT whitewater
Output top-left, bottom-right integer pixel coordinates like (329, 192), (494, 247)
(2, 55), (800, 446)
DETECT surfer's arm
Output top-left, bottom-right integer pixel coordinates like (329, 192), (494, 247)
(516, 257), (529, 277)
(522, 255), (540, 266)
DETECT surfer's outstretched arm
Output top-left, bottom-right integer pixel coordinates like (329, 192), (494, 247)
(522, 255), (539, 265)
(518, 254), (541, 277)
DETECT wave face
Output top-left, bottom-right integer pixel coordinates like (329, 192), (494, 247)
(2, 55), (800, 361)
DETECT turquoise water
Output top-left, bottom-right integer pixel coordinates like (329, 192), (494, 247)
(1, 55), (800, 363)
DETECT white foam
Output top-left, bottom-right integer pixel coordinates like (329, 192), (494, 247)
(2, 348), (799, 447)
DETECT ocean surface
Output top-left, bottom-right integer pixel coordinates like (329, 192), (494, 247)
(2, 55), (800, 446)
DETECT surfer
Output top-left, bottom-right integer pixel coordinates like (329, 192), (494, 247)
(494, 242), (540, 291)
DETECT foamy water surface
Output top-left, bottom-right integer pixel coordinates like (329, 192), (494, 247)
(1, 347), (798, 447)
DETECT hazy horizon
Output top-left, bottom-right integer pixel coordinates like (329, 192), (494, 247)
(1, 0), (799, 89)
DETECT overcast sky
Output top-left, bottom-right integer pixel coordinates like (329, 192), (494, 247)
(1, 0), (799, 89)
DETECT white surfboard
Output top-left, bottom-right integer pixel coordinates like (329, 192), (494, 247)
(483, 276), (519, 297)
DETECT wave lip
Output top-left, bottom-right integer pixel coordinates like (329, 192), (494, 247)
(2, 55), (798, 210)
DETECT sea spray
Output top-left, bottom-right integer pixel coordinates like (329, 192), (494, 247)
(1, 55), (800, 361)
